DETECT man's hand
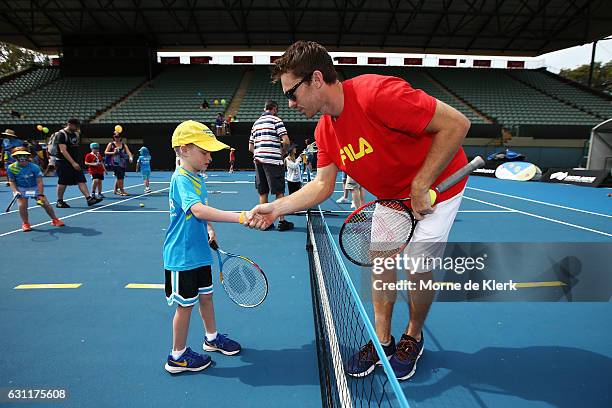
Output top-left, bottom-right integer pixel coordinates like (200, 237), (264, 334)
(246, 203), (278, 230)
(71, 162), (81, 171)
(409, 186), (435, 221)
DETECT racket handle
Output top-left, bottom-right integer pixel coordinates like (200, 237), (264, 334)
(435, 156), (485, 195)
(209, 240), (219, 251)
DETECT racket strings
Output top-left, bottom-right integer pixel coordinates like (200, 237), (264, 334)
(341, 201), (415, 265)
(222, 257), (267, 306)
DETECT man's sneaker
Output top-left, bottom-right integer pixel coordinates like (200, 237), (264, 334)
(336, 197), (350, 204)
(51, 219), (65, 227)
(344, 337), (396, 377)
(164, 347), (212, 374)
(203, 333), (241, 356)
(144, 187), (152, 193)
(277, 220), (294, 231)
(56, 200), (70, 208)
(22, 223), (32, 232)
(390, 333), (424, 381)
(97, 193), (105, 198)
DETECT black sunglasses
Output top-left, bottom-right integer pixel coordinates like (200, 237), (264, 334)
(284, 73), (313, 101)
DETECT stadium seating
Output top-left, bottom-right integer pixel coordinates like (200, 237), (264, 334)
(426, 68), (601, 128)
(506, 69), (612, 120)
(0, 67), (60, 103)
(2, 75), (143, 125)
(342, 66), (488, 124)
(236, 66), (320, 122)
(97, 65), (244, 124)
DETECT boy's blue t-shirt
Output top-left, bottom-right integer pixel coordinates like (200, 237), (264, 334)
(163, 167), (211, 271)
(7, 162), (42, 188)
(137, 155), (151, 172)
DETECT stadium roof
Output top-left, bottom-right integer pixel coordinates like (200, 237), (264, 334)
(1, 0), (611, 56)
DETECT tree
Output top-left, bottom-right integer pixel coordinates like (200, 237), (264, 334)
(559, 60), (612, 93)
(0, 42), (50, 76)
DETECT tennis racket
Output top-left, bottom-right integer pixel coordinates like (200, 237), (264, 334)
(339, 156), (485, 267)
(209, 240), (268, 307)
(5, 194), (18, 212)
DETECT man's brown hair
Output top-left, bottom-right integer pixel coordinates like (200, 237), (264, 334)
(271, 41), (337, 84)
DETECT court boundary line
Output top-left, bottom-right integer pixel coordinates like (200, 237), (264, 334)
(1, 182), (145, 217)
(0, 186), (169, 237)
(463, 196), (612, 237)
(466, 187), (612, 218)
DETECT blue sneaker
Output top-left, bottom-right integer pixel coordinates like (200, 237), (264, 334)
(390, 333), (424, 381)
(164, 347), (212, 374)
(344, 337), (396, 377)
(203, 333), (241, 356)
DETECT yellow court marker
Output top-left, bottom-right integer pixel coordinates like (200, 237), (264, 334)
(15, 283), (82, 289)
(125, 283), (164, 289)
(515, 281), (567, 288)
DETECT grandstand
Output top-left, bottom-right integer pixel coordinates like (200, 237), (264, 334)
(0, 66), (60, 103)
(426, 68), (602, 130)
(96, 65), (244, 125)
(2, 74), (143, 125)
(235, 66), (320, 123)
(341, 66), (489, 124)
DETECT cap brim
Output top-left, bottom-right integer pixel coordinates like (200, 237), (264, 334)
(193, 139), (230, 152)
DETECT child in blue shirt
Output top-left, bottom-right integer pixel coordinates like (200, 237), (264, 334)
(7, 149), (65, 232)
(136, 146), (152, 193)
(163, 120), (250, 374)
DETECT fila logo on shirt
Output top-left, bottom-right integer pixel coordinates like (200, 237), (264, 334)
(339, 137), (373, 166)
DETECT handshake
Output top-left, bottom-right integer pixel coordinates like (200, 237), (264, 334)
(240, 203), (278, 230)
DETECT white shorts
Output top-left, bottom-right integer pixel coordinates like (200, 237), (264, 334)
(370, 190), (464, 273)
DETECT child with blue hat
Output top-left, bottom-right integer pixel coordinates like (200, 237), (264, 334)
(136, 146), (152, 193)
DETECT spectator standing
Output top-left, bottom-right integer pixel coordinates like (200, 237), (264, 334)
(105, 131), (133, 196)
(55, 118), (102, 208)
(248, 100), (293, 231)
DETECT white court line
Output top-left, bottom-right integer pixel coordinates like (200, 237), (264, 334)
(464, 196), (612, 237)
(0, 186), (170, 237)
(466, 187), (612, 218)
(1, 182), (145, 217)
(93, 210), (170, 213)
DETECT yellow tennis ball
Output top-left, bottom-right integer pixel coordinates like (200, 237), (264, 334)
(429, 189), (437, 205)
(139, 203), (144, 208)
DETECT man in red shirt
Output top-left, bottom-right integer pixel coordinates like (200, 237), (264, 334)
(247, 41), (471, 381)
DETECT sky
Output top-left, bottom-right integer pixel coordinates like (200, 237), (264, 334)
(158, 39), (612, 73)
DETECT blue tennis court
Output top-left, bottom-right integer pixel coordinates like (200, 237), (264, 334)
(1, 171), (610, 407)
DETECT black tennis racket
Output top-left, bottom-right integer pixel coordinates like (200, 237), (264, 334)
(339, 156), (485, 267)
(5, 194), (18, 213)
(210, 240), (268, 307)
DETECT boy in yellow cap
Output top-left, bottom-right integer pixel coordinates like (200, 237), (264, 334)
(163, 120), (250, 374)
(7, 148), (65, 232)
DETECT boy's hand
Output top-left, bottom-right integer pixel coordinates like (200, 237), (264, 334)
(207, 229), (217, 245)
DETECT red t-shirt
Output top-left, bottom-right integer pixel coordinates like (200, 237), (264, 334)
(315, 74), (467, 202)
(85, 152), (105, 175)
(229, 150), (235, 162)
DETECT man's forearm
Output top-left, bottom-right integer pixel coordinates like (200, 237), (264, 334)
(412, 126), (468, 191)
(272, 178), (332, 216)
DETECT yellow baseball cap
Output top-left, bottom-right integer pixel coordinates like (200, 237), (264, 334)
(171, 120), (230, 152)
(11, 149), (31, 157)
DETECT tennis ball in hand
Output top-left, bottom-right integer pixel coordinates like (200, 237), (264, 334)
(139, 203), (145, 208)
(428, 189), (437, 205)
(36, 199), (44, 206)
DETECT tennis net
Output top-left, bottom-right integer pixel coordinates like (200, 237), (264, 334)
(307, 209), (410, 408)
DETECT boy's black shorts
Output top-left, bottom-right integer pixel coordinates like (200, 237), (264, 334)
(165, 265), (213, 306)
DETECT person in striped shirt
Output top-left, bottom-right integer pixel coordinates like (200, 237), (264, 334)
(248, 100), (294, 231)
